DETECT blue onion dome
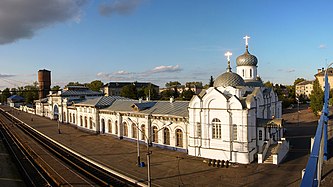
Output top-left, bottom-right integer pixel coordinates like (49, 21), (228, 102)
(236, 47), (258, 66)
(214, 62), (245, 87)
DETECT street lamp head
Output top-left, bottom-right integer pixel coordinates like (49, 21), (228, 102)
(163, 121), (173, 127)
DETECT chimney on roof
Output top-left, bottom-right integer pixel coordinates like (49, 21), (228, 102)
(170, 96), (175, 103)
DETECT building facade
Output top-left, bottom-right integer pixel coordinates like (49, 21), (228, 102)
(31, 36), (287, 165)
(188, 37), (286, 164)
(315, 67), (333, 90)
(295, 80), (314, 99)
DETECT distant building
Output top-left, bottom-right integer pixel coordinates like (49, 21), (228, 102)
(7, 95), (25, 108)
(295, 80), (314, 99)
(35, 86), (103, 120)
(102, 82), (159, 97)
(315, 67), (333, 90)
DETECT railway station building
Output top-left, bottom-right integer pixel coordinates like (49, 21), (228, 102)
(32, 37), (288, 164)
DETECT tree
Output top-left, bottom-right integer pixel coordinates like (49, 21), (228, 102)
(181, 89), (195, 101)
(144, 84), (159, 100)
(209, 76), (214, 87)
(120, 84), (137, 99)
(0, 88), (11, 103)
(294, 78), (306, 86)
(264, 81), (273, 88)
(160, 89), (174, 100)
(66, 82), (83, 87)
(10, 88), (18, 95)
(310, 78), (324, 116)
(165, 81), (181, 88)
(51, 85), (61, 91)
(22, 83), (39, 104)
(85, 80), (103, 92)
(185, 82), (203, 88)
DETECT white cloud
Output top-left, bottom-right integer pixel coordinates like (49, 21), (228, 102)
(150, 65), (182, 74)
(319, 44), (327, 49)
(0, 0), (87, 44)
(99, 0), (143, 16)
(0, 74), (15, 78)
(114, 70), (130, 75)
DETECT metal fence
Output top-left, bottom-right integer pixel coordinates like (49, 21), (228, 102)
(300, 72), (329, 187)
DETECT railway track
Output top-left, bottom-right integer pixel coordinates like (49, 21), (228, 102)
(0, 108), (144, 187)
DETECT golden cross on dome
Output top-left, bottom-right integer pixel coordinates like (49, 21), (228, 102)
(224, 51), (232, 62)
(243, 35), (250, 47)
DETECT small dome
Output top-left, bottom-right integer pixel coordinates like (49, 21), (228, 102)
(236, 48), (258, 66)
(214, 72), (245, 87)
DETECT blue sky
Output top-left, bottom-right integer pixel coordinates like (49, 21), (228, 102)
(0, 0), (332, 89)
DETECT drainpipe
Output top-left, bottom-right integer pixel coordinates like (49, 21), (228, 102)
(227, 99), (232, 162)
(96, 108), (100, 134)
(197, 98), (203, 156)
(244, 109), (249, 163)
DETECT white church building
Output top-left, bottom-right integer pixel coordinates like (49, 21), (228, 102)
(31, 36), (288, 165)
(188, 37), (288, 164)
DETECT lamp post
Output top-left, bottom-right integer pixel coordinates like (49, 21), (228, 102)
(128, 118), (141, 167)
(296, 97), (299, 126)
(128, 117), (172, 187)
(58, 120), (61, 134)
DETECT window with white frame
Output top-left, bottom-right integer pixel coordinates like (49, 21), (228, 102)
(212, 118), (221, 139)
(196, 122), (201, 138)
(259, 130), (263, 140)
(233, 124), (237, 141)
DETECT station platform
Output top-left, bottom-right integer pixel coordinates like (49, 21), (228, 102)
(0, 105), (320, 186)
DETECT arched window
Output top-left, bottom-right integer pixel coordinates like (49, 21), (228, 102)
(132, 124), (137, 138)
(242, 69), (245, 77)
(123, 122), (128, 136)
(259, 130), (263, 140)
(89, 117), (93, 129)
(176, 129), (183, 147)
(108, 120), (112, 133)
(63, 112), (66, 122)
(115, 121), (118, 134)
(152, 126), (158, 143)
(84, 116), (88, 128)
(101, 118), (105, 133)
(141, 124), (145, 140)
(69, 114), (72, 123)
(73, 114), (75, 123)
(163, 128), (170, 145)
(80, 116), (83, 126)
(212, 118), (221, 139)
(250, 69), (252, 78)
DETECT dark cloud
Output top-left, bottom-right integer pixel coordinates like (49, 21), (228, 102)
(99, 0), (143, 16)
(277, 69), (295, 73)
(0, 0), (87, 44)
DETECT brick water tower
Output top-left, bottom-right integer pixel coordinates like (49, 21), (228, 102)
(38, 69), (51, 99)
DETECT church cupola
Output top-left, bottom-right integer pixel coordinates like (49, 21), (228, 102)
(236, 35), (258, 81)
(213, 51), (245, 88)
